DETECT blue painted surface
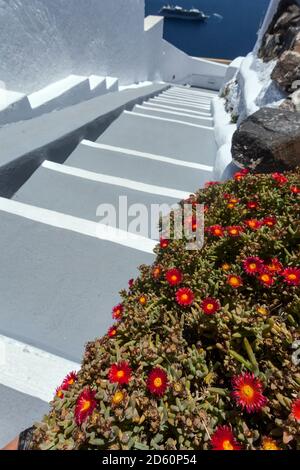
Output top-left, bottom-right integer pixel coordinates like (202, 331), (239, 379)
(145, 0), (270, 59)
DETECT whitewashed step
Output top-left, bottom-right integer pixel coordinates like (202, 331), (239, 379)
(148, 97), (212, 114)
(28, 75), (91, 116)
(158, 94), (211, 109)
(172, 86), (218, 97)
(142, 100), (211, 117)
(88, 75), (107, 97)
(0, 89), (32, 126)
(163, 90), (211, 104)
(133, 104), (213, 127)
(65, 141), (213, 193)
(97, 110), (217, 166)
(106, 77), (119, 93)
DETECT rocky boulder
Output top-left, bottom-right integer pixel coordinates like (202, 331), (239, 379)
(271, 50), (300, 92)
(231, 107), (300, 172)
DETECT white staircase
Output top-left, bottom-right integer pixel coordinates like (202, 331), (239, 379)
(0, 85), (218, 446)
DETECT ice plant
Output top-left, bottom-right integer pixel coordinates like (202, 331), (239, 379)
(211, 426), (241, 450)
(227, 274), (243, 289)
(262, 216), (277, 227)
(234, 169), (249, 181)
(201, 297), (221, 315)
(160, 238), (169, 249)
(108, 326), (118, 338)
(112, 391), (125, 406)
(244, 219), (261, 230)
(109, 361), (132, 385)
(75, 388), (97, 426)
(232, 372), (267, 413)
(152, 265), (162, 280)
(165, 268), (183, 286)
(281, 268), (300, 286)
(264, 258), (283, 274)
(246, 201), (259, 210)
(291, 398), (300, 422)
(261, 437), (280, 450)
(62, 371), (78, 390)
(243, 257), (263, 275)
(290, 185), (300, 194)
(226, 226), (244, 237)
(175, 287), (194, 306)
(209, 225), (224, 237)
(112, 304), (123, 320)
(221, 263), (231, 272)
(147, 367), (169, 397)
(272, 172), (288, 185)
(55, 387), (64, 399)
(256, 306), (269, 316)
(258, 271), (275, 287)
(139, 295), (147, 306)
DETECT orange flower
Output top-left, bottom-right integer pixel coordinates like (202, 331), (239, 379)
(264, 258), (283, 274)
(258, 272), (275, 287)
(152, 265), (162, 280)
(261, 437), (280, 450)
(244, 219), (261, 230)
(222, 263), (231, 272)
(226, 226), (244, 237)
(139, 295), (147, 306)
(112, 391), (125, 406)
(227, 274), (243, 289)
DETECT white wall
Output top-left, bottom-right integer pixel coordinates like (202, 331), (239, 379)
(0, 0), (146, 94)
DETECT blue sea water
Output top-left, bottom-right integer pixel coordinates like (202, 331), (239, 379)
(145, 0), (270, 59)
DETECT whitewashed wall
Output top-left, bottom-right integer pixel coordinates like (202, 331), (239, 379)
(0, 0), (146, 94)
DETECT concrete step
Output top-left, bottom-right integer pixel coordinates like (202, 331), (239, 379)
(156, 94), (211, 110)
(148, 97), (212, 114)
(28, 75), (91, 116)
(106, 77), (119, 93)
(88, 75), (107, 98)
(0, 198), (155, 362)
(171, 86), (218, 97)
(97, 110), (216, 166)
(162, 90), (211, 104)
(133, 104), (214, 127)
(65, 141), (214, 193)
(0, 384), (49, 448)
(0, 89), (32, 126)
(13, 161), (185, 228)
(141, 100), (211, 117)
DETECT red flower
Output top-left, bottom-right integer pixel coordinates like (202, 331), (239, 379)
(147, 367), (169, 396)
(112, 304), (123, 320)
(262, 216), (277, 227)
(246, 201), (259, 210)
(128, 278), (134, 288)
(108, 326), (118, 338)
(244, 219), (261, 231)
(232, 372), (267, 413)
(281, 267), (300, 286)
(291, 398), (300, 422)
(226, 226), (244, 237)
(176, 287), (194, 306)
(258, 271), (275, 287)
(205, 181), (219, 188)
(227, 275), (243, 289)
(243, 257), (263, 276)
(272, 172), (288, 185)
(152, 265), (162, 280)
(160, 238), (169, 249)
(209, 225), (224, 237)
(166, 268), (183, 286)
(62, 371), (78, 391)
(55, 387), (64, 399)
(211, 425), (241, 450)
(290, 185), (300, 194)
(234, 169), (249, 181)
(264, 258), (283, 274)
(201, 297), (221, 315)
(75, 388), (97, 426)
(109, 361), (132, 385)
(184, 215), (198, 232)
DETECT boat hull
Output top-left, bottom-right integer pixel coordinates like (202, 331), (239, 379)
(161, 13), (207, 21)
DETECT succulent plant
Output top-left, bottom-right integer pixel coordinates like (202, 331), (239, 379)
(32, 168), (300, 450)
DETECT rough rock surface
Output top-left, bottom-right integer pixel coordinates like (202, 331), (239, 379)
(258, 1), (300, 61)
(271, 50), (300, 92)
(232, 107), (300, 172)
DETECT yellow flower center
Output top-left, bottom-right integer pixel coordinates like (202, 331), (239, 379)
(116, 370), (125, 379)
(230, 277), (240, 286)
(249, 263), (257, 270)
(112, 391), (124, 405)
(181, 294), (188, 302)
(81, 399), (91, 411)
(206, 303), (214, 311)
(222, 263), (231, 271)
(288, 274), (297, 281)
(223, 440), (234, 450)
(139, 296), (146, 305)
(261, 274), (270, 282)
(171, 275), (178, 282)
(242, 385), (254, 398)
(263, 439), (279, 450)
(154, 377), (163, 388)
